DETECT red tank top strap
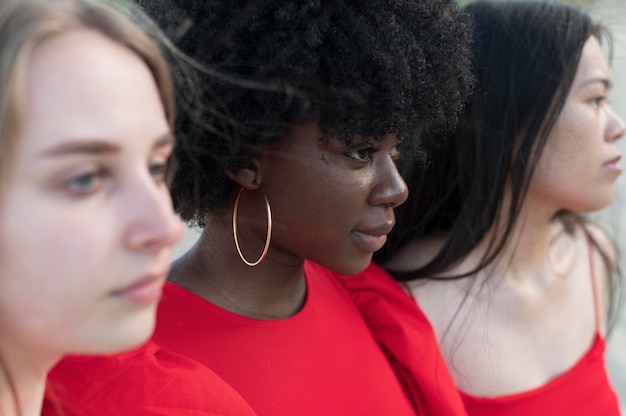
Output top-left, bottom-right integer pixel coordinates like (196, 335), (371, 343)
(587, 237), (601, 335)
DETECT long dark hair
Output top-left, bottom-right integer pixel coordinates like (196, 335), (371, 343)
(376, 0), (622, 331)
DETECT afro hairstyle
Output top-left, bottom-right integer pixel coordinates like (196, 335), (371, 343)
(138, 0), (475, 227)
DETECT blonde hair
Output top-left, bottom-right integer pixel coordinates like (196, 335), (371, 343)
(0, 0), (175, 180)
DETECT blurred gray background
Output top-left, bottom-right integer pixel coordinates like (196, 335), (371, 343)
(588, 0), (626, 412)
(172, 0), (626, 410)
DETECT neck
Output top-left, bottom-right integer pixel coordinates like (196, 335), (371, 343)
(473, 195), (571, 283)
(169, 215), (307, 320)
(0, 341), (57, 416)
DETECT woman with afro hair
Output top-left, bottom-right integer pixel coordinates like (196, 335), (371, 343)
(47, 1), (474, 415)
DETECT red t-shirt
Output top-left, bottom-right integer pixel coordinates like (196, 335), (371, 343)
(332, 262), (467, 416)
(153, 261), (415, 416)
(44, 341), (257, 416)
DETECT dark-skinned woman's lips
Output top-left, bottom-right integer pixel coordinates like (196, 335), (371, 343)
(351, 225), (393, 252)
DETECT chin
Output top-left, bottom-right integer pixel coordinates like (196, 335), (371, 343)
(77, 307), (157, 355)
(331, 255), (373, 277)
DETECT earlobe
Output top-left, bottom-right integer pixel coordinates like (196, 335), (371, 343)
(224, 160), (262, 190)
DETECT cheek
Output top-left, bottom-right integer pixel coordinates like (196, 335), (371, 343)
(532, 158), (576, 194)
(535, 125), (592, 182)
(0, 223), (116, 352)
(0, 189), (133, 351)
(554, 106), (604, 154)
(270, 174), (366, 232)
(0, 206), (116, 313)
(34, 212), (112, 270)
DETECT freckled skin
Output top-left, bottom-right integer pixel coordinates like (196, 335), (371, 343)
(529, 36), (626, 214)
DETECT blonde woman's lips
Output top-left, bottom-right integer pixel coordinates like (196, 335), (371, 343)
(112, 271), (167, 304)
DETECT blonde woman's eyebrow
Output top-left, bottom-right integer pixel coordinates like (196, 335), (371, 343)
(38, 140), (122, 157)
(38, 133), (174, 157)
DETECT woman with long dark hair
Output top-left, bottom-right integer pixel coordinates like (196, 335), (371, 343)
(377, 1), (625, 414)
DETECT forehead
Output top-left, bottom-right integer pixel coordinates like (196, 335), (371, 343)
(573, 36), (611, 85)
(22, 29), (166, 153)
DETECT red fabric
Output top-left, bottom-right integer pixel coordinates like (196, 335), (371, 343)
(44, 341), (257, 416)
(331, 261), (468, 416)
(153, 261), (416, 416)
(460, 334), (620, 415)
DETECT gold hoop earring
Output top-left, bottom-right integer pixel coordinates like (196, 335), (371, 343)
(232, 187), (272, 266)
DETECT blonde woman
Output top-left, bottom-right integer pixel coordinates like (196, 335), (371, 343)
(0, 0), (186, 414)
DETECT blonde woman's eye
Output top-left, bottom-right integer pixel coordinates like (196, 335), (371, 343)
(149, 163), (167, 182)
(66, 171), (104, 195)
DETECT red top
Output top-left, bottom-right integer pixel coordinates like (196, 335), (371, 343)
(460, 239), (620, 415)
(459, 334), (619, 415)
(44, 340), (258, 415)
(153, 261), (415, 416)
(332, 261), (468, 416)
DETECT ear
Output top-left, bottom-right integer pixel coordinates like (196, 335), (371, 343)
(224, 159), (262, 191)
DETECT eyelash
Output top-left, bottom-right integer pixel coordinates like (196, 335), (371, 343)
(589, 96), (608, 107)
(64, 160), (169, 197)
(149, 161), (168, 182)
(344, 145), (382, 162)
(65, 169), (106, 196)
